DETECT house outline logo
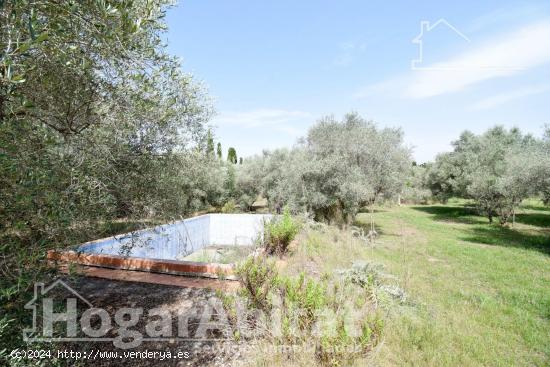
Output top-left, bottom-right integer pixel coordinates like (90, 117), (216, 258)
(411, 18), (471, 70)
(23, 279), (93, 341)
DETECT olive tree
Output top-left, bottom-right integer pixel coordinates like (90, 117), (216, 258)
(402, 164), (432, 204)
(0, 0), (217, 351)
(539, 125), (550, 205)
(427, 126), (548, 224)
(237, 113), (411, 224)
(303, 113), (411, 220)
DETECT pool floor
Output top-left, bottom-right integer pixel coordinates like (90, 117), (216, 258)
(180, 245), (256, 264)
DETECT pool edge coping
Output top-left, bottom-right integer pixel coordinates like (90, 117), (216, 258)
(47, 249), (237, 280)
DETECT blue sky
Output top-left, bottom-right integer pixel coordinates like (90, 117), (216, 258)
(166, 0), (550, 162)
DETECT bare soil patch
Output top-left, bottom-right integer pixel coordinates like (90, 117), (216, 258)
(55, 277), (242, 366)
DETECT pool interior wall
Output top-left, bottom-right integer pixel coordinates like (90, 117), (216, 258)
(78, 214), (272, 261)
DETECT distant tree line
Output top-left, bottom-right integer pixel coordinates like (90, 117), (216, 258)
(206, 129), (241, 163)
(401, 126), (550, 224)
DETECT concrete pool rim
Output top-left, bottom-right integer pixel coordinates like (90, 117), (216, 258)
(48, 213), (273, 280)
(47, 249), (236, 279)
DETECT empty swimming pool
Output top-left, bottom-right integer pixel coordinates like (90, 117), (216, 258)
(48, 214), (272, 279)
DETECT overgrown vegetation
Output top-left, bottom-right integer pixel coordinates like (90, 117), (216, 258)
(263, 209), (301, 255)
(236, 256), (279, 310)
(235, 255), (384, 366)
(232, 199), (548, 366)
(355, 200), (549, 366)
(0, 0), (234, 354)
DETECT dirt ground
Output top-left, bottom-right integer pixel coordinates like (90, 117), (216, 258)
(55, 276), (243, 366)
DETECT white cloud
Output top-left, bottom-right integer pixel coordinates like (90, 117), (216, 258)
(466, 4), (546, 33)
(212, 109), (311, 138)
(356, 20), (550, 99)
(332, 41), (368, 67)
(213, 109), (311, 129)
(471, 85), (550, 110)
(406, 21), (550, 98)
(274, 125), (303, 137)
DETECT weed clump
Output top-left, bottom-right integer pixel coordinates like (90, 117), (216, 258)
(264, 208), (300, 255)
(338, 261), (383, 289)
(235, 255), (383, 366)
(339, 261), (408, 304)
(221, 199), (237, 213)
(235, 256), (279, 310)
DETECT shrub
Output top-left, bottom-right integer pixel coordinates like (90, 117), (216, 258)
(339, 261), (408, 304)
(221, 199), (237, 213)
(277, 272), (328, 330)
(338, 261), (382, 289)
(264, 209), (300, 255)
(235, 257), (383, 366)
(235, 256), (278, 310)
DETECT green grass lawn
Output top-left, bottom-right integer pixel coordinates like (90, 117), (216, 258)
(355, 199), (550, 366)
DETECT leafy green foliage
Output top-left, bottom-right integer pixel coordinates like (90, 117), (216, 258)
(206, 129), (215, 156)
(227, 147), (237, 164)
(235, 256), (383, 366)
(264, 209), (300, 255)
(221, 199), (237, 213)
(223, 164), (237, 200)
(426, 126), (550, 224)
(217, 142), (223, 159)
(402, 163), (432, 204)
(237, 113), (411, 224)
(236, 256), (279, 310)
(0, 0), (222, 354)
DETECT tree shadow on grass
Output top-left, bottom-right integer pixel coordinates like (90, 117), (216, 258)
(520, 204), (550, 212)
(413, 205), (550, 228)
(412, 205), (549, 254)
(514, 213), (550, 228)
(461, 225), (550, 255)
(411, 205), (487, 225)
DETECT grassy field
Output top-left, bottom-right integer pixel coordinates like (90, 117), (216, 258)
(353, 199), (550, 366)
